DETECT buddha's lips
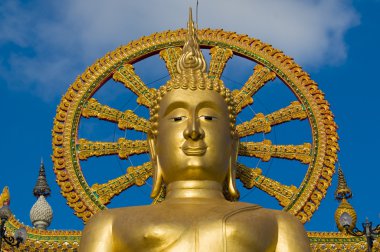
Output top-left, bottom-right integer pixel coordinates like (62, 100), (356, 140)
(181, 142), (208, 156)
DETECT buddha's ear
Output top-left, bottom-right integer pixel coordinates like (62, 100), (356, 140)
(232, 132), (239, 162)
(148, 133), (163, 198)
(147, 132), (157, 161)
(227, 132), (240, 201)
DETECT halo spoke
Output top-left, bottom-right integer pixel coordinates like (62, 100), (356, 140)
(77, 138), (148, 160)
(159, 47), (182, 77)
(237, 101), (307, 137)
(233, 64), (276, 113)
(91, 162), (152, 205)
(82, 98), (151, 132)
(236, 163), (297, 207)
(208, 46), (233, 79)
(239, 140), (312, 164)
(113, 64), (156, 107)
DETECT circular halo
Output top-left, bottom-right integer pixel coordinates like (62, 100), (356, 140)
(52, 28), (338, 223)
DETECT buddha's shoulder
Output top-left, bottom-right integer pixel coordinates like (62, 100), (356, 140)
(222, 202), (273, 222)
(255, 207), (304, 228)
(223, 202), (301, 225)
(88, 205), (155, 222)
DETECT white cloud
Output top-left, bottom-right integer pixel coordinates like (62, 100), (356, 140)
(0, 0), (359, 101)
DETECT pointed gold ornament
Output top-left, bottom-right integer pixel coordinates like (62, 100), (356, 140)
(335, 166), (353, 200)
(176, 8), (207, 74)
(334, 166), (357, 232)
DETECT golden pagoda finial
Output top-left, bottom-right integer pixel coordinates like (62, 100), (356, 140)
(177, 7), (206, 74)
(334, 165), (357, 232)
(335, 166), (352, 200)
(335, 197), (357, 232)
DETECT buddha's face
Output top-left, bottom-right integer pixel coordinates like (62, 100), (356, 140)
(149, 88), (237, 184)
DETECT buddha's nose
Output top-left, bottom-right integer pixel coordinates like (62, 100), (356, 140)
(183, 117), (205, 140)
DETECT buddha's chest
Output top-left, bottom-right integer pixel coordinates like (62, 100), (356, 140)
(113, 205), (277, 252)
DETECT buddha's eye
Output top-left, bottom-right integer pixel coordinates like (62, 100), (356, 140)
(169, 116), (186, 122)
(199, 115), (217, 121)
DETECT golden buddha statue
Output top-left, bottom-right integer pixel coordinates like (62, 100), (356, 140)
(79, 9), (311, 252)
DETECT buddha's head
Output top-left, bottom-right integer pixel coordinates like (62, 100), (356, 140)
(148, 9), (239, 201)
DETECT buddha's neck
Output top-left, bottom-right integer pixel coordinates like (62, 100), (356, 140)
(165, 180), (225, 200)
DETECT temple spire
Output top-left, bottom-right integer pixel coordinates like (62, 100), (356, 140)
(30, 159), (53, 230)
(334, 164), (357, 232)
(33, 159), (51, 198)
(334, 166), (352, 200)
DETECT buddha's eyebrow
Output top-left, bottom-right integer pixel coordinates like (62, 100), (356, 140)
(162, 101), (188, 117)
(196, 101), (219, 111)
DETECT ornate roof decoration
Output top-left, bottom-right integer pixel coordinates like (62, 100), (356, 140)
(30, 160), (54, 230)
(335, 198), (357, 232)
(4, 215), (80, 251)
(30, 195), (53, 230)
(335, 166), (352, 200)
(334, 165), (357, 232)
(0, 186), (10, 206)
(33, 160), (51, 198)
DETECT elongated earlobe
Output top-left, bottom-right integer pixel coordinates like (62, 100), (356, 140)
(227, 133), (240, 201)
(151, 156), (163, 198)
(148, 133), (164, 198)
(227, 156), (239, 201)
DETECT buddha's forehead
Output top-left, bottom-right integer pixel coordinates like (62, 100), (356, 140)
(158, 89), (229, 115)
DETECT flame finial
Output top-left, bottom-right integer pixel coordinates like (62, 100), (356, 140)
(177, 8), (207, 74)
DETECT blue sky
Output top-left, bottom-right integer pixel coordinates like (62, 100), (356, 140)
(0, 0), (379, 233)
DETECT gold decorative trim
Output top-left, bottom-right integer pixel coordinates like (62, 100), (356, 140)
(308, 231), (379, 251)
(239, 140), (312, 163)
(237, 101), (307, 137)
(237, 163), (297, 206)
(91, 162), (152, 205)
(77, 138), (148, 160)
(159, 47), (182, 78)
(232, 64), (276, 113)
(208, 46), (233, 79)
(82, 98), (150, 132)
(4, 216), (80, 251)
(113, 64), (156, 107)
(334, 198), (357, 232)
